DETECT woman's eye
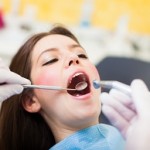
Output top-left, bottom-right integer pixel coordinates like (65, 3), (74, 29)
(42, 58), (58, 66)
(78, 54), (88, 59)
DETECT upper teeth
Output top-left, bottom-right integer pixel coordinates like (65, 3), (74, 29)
(72, 72), (84, 78)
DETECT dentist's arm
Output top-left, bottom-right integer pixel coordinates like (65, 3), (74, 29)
(101, 79), (150, 150)
(0, 58), (31, 102)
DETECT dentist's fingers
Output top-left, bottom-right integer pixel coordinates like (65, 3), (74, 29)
(0, 69), (30, 85)
(0, 84), (23, 102)
(131, 79), (150, 117)
(101, 92), (136, 122)
(102, 104), (129, 138)
(0, 58), (9, 70)
(0, 58), (31, 102)
(125, 80), (150, 150)
(109, 89), (135, 110)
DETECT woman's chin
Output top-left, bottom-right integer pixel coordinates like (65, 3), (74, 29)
(72, 111), (100, 128)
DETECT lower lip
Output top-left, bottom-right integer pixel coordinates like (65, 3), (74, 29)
(71, 92), (92, 100)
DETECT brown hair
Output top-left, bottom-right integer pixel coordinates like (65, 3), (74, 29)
(0, 25), (79, 150)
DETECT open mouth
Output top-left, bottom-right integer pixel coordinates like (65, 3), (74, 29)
(67, 72), (90, 96)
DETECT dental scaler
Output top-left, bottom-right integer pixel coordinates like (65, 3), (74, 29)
(93, 80), (132, 96)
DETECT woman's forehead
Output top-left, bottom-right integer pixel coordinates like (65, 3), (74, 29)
(35, 34), (78, 48)
(32, 34), (77, 55)
(31, 34), (80, 61)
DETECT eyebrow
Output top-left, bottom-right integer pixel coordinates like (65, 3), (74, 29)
(37, 48), (57, 63)
(37, 44), (84, 63)
(68, 44), (85, 51)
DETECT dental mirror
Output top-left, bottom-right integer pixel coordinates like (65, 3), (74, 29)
(75, 81), (88, 91)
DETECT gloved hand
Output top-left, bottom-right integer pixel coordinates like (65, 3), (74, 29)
(0, 58), (31, 102)
(101, 79), (150, 150)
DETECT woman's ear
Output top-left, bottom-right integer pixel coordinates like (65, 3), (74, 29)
(22, 91), (41, 113)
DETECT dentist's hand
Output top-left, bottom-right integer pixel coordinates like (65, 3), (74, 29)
(0, 58), (31, 102)
(101, 79), (150, 150)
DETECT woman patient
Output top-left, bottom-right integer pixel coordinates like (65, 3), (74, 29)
(0, 25), (124, 150)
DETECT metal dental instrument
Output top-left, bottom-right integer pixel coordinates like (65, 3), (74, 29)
(23, 81), (88, 91)
(93, 80), (132, 96)
(75, 81), (87, 91)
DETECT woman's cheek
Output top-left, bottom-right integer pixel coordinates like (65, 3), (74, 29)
(88, 64), (100, 80)
(33, 70), (60, 86)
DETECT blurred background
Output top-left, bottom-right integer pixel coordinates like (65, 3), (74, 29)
(0, 0), (150, 65)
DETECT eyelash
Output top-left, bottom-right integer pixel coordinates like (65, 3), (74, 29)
(78, 54), (88, 59)
(42, 58), (58, 66)
(42, 54), (88, 66)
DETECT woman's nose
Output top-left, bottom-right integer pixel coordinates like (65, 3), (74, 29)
(65, 54), (79, 68)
